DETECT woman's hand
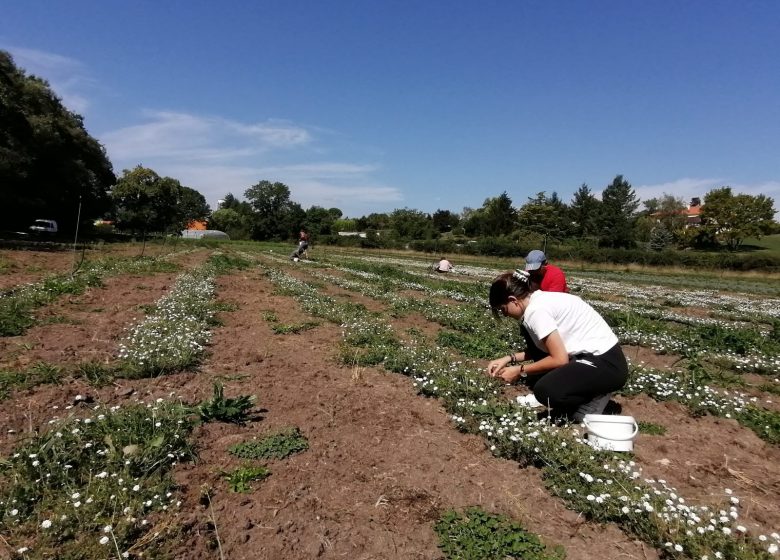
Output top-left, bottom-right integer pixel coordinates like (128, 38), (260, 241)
(499, 367), (522, 384)
(486, 356), (510, 377)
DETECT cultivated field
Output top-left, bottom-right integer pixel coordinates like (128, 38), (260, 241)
(0, 242), (778, 560)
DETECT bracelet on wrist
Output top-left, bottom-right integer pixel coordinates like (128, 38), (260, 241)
(509, 353), (516, 365)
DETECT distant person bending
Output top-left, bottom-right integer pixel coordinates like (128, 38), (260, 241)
(524, 250), (567, 292)
(436, 257), (454, 273)
(485, 269), (627, 421)
(290, 229), (310, 260)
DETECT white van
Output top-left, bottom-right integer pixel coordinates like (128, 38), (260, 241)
(29, 219), (58, 234)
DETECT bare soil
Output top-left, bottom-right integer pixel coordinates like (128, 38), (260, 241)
(0, 248), (778, 559)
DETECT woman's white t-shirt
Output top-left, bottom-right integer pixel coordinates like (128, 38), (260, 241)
(522, 291), (618, 356)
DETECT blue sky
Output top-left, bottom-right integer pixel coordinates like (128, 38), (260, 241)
(3, 1), (779, 217)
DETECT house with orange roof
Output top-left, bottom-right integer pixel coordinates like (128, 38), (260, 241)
(650, 198), (703, 228)
(186, 220), (208, 230)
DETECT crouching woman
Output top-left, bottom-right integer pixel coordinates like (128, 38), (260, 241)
(485, 270), (628, 421)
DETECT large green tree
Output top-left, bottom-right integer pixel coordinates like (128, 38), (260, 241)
(431, 209), (460, 234)
(177, 186), (211, 230)
(516, 192), (569, 239)
(111, 166), (182, 238)
(597, 175), (640, 248)
(209, 208), (251, 239)
(243, 180), (304, 240)
(303, 205), (342, 236)
(568, 184), (601, 238)
(464, 192), (517, 237)
(1, 50), (115, 232)
(700, 187), (776, 250)
(636, 194), (688, 245)
(389, 208), (434, 240)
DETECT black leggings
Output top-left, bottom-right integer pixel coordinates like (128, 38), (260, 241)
(531, 344), (628, 410)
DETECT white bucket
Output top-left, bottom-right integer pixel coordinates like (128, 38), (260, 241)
(582, 414), (638, 452)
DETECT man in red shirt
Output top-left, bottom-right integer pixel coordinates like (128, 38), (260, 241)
(520, 250), (568, 364)
(524, 250), (568, 292)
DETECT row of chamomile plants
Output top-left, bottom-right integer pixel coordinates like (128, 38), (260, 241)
(111, 252), (249, 379)
(0, 252), (188, 337)
(255, 257), (566, 559)
(265, 252), (780, 445)
(257, 259), (780, 560)
(316, 252), (780, 376)
(0, 383), (268, 559)
(116, 252), (254, 377)
(1, 252), (250, 397)
(0, 250), (304, 558)
(0, 252), (239, 398)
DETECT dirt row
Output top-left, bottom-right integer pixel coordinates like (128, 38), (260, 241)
(279, 257), (780, 533)
(0, 250), (778, 559)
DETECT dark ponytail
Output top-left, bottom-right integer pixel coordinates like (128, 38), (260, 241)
(489, 269), (533, 317)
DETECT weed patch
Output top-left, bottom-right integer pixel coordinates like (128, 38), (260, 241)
(224, 465), (270, 493)
(229, 427), (309, 460)
(271, 321), (319, 334)
(0, 362), (65, 399)
(197, 382), (256, 425)
(638, 421), (667, 435)
(435, 507), (564, 560)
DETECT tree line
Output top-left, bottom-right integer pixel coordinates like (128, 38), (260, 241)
(210, 176), (777, 253)
(2, 49), (776, 252)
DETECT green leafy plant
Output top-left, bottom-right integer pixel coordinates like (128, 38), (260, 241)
(77, 361), (116, 386)
(435, 507), (565, 560)
(638, 421), (667, 435)
(270, 321), (319, 334)
(262, 311), (279, 322)
(198, 382), (256, 424)
(229, 427), (309, 460)
(224, 465), (270, 493)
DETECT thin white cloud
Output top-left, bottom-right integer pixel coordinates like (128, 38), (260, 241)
(160, 162), (403, 216)
(634, 177), (725, 204)
(2, 45), (92, 114)
(102, 109), (403, 215)
(635, 177), (780, 206)
(102, 111), (312, 162)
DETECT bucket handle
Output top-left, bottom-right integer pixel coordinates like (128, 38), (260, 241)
(583, 418), (638, 441)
